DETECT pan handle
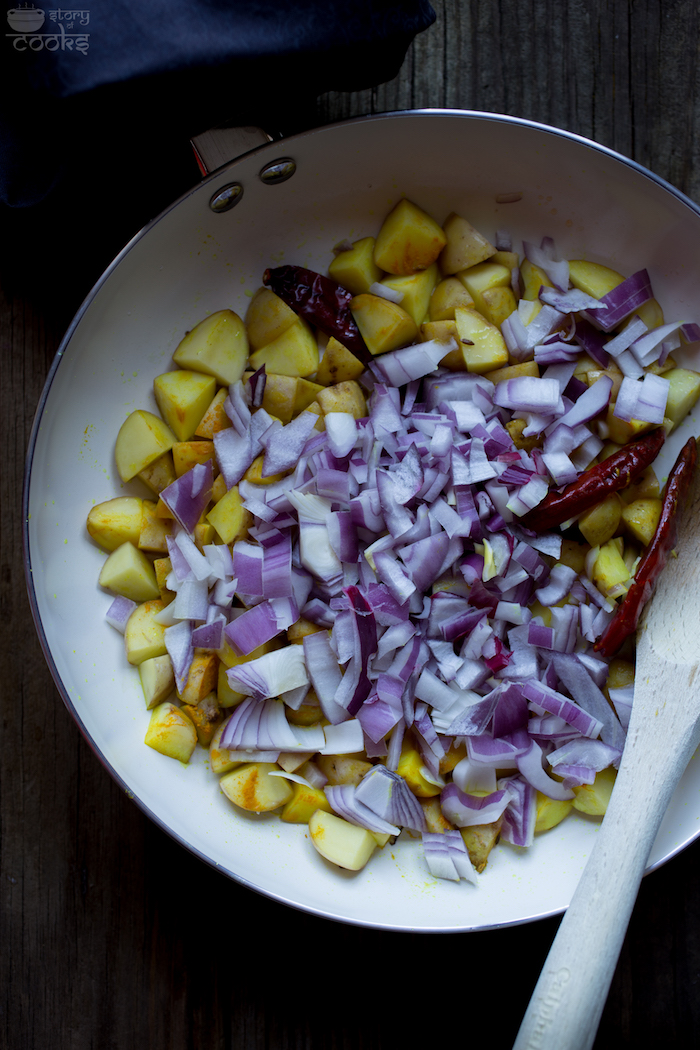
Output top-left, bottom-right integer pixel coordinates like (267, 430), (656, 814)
(190, 124), (275, 176)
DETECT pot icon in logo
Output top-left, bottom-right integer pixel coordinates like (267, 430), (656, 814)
(7, 5), (45, 32)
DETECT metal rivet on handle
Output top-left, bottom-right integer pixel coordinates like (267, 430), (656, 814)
(209, 182), (244, 213)
(258, 157), (296, 185)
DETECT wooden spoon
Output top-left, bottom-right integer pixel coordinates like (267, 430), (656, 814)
(513, 440), (700, 1050)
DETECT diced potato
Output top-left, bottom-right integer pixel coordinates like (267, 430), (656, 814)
(605, 657), (635, 698)
(621, 497), (662, 546)
(487, 361), (540, 384)
(209, 717), (242, 774)
(519, 258), (554, 300)
(439, 213), (495, 275)
(138, 500), (172, 554)
(350, 293), (418, 355)
(420, 796), (455, 833)
(663, 368), (700, 429)
(373, 198), (447, 275)
(144, 701), (198, 763)
(153, 370), (217, 443)
(577, 493), (623, 547)
(99, 541), (160, 602)
(172, 309), (249, 386)
(506, 417), (540, 453)
(308, 809), (377, 870)
(459, 820), (502, 874)
(178, 652), (219, 705)
(260, 373), (298, 424)
(316, 754), (373, 786)
(293, 377), (325, 415)
(378, 263), (439, 326)
(286, 689), (323, 725)
(124, 599), (167, 665)
(87, 496), (143, 552)
(420, 320), (464, 371)
(217, 640), (277, 707)
(439, 739), (467, 775)
(454, 306), (509, 374)
(220, 762), (294, 813)
(287, 618), (324, 644)
(456, 261), (512, 318)
(328, 236), (382, 295)
(619, 465), (660, 504)
(492, 249), (519, 270)
(138, 654), (175, 709)
(586, 368), (623, 401)
(397, 745), (441, 797)
(317, 381), (367, 419)
(206, 486), (252, 544)
(180, 691), (222, 746)
(195, 387), (231, 439)
(568, 260), (625, 299)
(480, 285), (518, 328)
(316, 336), (365, 386)
(194, 522), (216, 552)
(635, 298), (665, 330)
(281, 782), (332, 823)
(210, 472), (228, 503)
(137, 450), (177, 495)
(248, 318), (319, 378)
(153, 557), (175, 604)
(428, 276), (475, 321)
(558, 539), (589, 574)
(534, 793), (574, 833)
(604, 403), (655, 445)
(591, 540), (631, 597)
(245, 287), (299, 349)
(115, 409), (177, 483)
(172, 440), (215, 477)
(243, 455), (287, 486)
(572, 766), (617, 815)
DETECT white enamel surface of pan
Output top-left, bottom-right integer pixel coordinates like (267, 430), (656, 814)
(24, 110), (700, 932)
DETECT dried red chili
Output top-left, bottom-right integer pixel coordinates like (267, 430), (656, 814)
(263, 265), (371, 364)
(594, 436), (698, 658)
(520, 428), (666, 533)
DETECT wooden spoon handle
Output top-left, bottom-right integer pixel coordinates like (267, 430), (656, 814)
(512, 753), (682, 1050)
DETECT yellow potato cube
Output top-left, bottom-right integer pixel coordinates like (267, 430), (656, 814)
(153, 556), (175, 604)
(99, 541), (160, 602)
(506, 417), (540, 453)
(519, 258), (554, 300)
(138, 500), (172, 554)
(459, 821), (502, 873)
(572, 767), (617, 815)
(248, 318), (319, 378)
(621, 497), (662, 546)
(439, 212), (495, 275)
(456, 261), (512, 318)
(487, 361), (540, 384)
(328, 236), (382, 295)
(663, 368), (700, 430)
(373, 198), (447, 275)
(206, 485), (252, 544)
(124, 599), (167, 665)
(293, 377), (325, 415)
(245, 287), (299, 350)
(144, 701), (198, 763)
(534, 793), (574, 833)
(87, 496), (143, 552)
(420, 796), (455, 833)
(115, 409), (177, 483)
(138, 654), (175, 710)
(591, 540), (631, 597)
(635, 298), (665, 330)
(317, 381), (367, 419)
(137, 451), (176, 497)
(605, 404), (655, 445)
(209, 717), (242, 774)
(558, 539), (589, 575)
(428, 276), (475, 321)
(577, 493), (623, 548)
(481, 285), (518, 328)
(454, 306), (509, 374)
(153, 370), (217, 442)
(172, 440), (215, 477)
(397, 745), (441, 797)
(492, 249), (519, 269)
(217, 640), (277, 707)
(178, 652), (219, 706)
(220, 762), (294, 813)
(316, 336), (365, 386)
(420, 319), (465, 371)
(281, 782), (332, 823)
(568, 260), (624, 299)
(180, 691), (222, 746)
(287, 618), (325, 644)
(260, 373), (298, 424)
(195, 387), (231, 439)
(378, 263), (439, 326)
(316, 754), (373, 786)
(172, 309), (249, 386)
(308, 809), (377, 870)
(350, 293), (419, 355)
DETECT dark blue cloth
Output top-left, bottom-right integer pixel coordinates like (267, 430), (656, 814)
(1, 1), (436, 206)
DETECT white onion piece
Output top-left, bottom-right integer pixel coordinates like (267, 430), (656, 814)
(324, 412), (358, 458)
(369, 281), (404, 303)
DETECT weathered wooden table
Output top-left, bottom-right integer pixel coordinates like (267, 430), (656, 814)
(3, 3), (700, 1046)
